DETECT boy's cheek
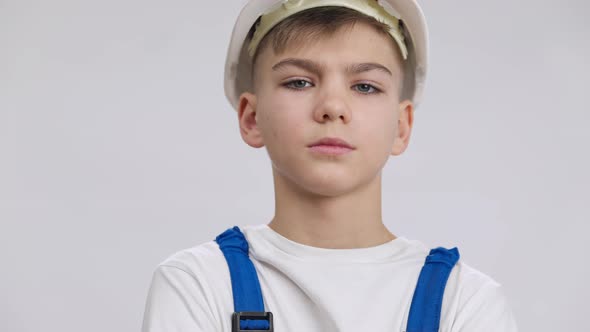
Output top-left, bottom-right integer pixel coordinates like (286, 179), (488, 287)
(260, 97), (307, 122)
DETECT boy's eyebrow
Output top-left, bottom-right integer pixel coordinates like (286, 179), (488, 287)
(272, 58), (324, 76)
(346, 62), (393, 76)
(271, 58), (392, 76)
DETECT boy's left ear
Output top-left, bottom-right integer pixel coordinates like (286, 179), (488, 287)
(391, 100), (414, 156)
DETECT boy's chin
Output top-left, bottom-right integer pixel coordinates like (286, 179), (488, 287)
(301, 184), (361, 198)
(281, 168), (375, 198)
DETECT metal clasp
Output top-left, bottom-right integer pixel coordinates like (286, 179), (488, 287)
(231, 311), (274, 332)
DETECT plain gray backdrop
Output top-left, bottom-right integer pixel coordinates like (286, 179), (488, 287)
(1, 0), (588, 331)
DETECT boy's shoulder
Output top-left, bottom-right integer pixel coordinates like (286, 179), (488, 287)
(155, 235), (226, 281)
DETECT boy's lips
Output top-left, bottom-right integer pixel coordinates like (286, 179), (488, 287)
(308, 137), (355, 149)
(307, 137), (355, 155)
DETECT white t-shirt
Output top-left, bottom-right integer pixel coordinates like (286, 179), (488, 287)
(141, 224), (518, 331)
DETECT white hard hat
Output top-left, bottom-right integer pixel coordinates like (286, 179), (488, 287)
(223, 0), (429, 110)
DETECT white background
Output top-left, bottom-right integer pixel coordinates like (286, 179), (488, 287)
(1, 0), (588, 331)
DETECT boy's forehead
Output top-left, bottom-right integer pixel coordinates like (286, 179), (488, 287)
(255, 23), (403, 76)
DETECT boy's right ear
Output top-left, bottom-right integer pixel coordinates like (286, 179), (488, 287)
(238, 92), (265, 148)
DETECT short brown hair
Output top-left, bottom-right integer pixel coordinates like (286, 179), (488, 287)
(250, 6), (406, 95)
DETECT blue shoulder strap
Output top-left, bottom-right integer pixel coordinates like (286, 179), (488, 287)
(406, 246), (460, 332)
(215, 226), (273, 331)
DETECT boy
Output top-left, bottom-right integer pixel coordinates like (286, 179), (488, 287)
(141, 0), (519, 331)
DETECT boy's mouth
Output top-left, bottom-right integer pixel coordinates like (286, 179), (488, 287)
(308, 137), (355, 155)
(308, 137), (355, 149)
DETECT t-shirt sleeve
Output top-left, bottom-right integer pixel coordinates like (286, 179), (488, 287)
(141, 264), (221, 332)
(450, 282), (519, 332)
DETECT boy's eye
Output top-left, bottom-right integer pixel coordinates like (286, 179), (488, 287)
(284, 79), (313, 90)
(282, 80), (381, 94)
(354, 83), (380, 94)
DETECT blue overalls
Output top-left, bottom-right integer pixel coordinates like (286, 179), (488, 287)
(215, 226), (460, 332)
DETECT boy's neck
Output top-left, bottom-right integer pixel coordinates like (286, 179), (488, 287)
(267, 168), (396, 249)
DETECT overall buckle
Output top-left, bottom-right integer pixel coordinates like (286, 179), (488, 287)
(231, 311), (273, 332)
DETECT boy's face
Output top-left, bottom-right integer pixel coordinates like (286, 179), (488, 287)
(238, 22), (414, 196)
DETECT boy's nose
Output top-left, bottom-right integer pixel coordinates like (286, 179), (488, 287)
(313, 87), (352, 124)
